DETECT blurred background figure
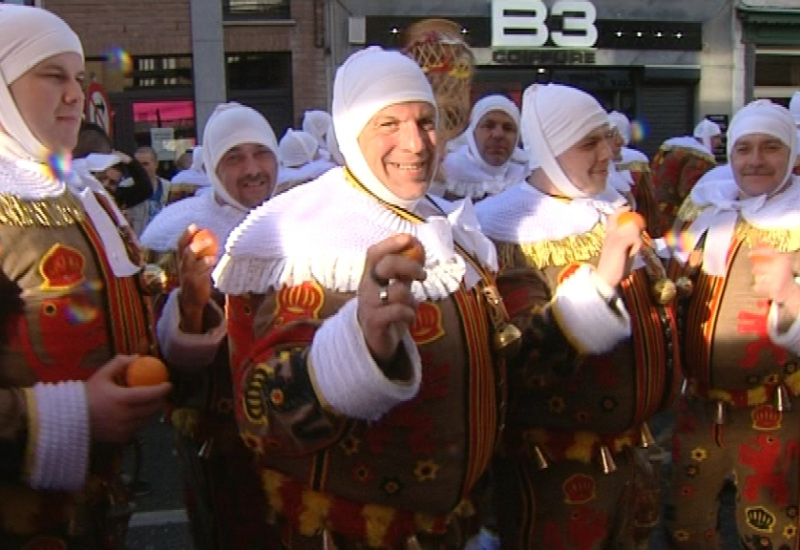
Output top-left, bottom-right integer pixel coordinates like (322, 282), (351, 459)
(170, 146), (211, 198)
(275, 128), (336, 194)
(301, 109), (333, 160)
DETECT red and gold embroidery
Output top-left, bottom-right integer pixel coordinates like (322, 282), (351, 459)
(409, 302), (444, 345)
(39, 243), (85, 291)
(274, 280), (325, 326)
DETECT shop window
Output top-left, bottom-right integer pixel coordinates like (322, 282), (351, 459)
(130, 56), (193, 90)
(223, 0), (290, 20)
(226, 52), (291, 91)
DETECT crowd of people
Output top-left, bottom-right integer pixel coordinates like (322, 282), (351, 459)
(2, 4), (800, 550)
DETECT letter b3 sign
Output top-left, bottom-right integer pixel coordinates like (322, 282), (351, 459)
(492, 0), (598, 49)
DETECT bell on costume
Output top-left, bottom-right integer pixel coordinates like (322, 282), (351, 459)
(775, 384), (792, 412)
(197, 437), (214, 459)
(598, 445), (617, 474)
(531, 444), (550, 470)
(639, 423), (656, 449)
(714, 401), (728, 425)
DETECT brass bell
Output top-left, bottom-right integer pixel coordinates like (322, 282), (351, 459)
(494, 322), (522, 359)
(531, 444), (550, 470)
(139, 263), (167, 295)
(598, 445), (617, 474)
(675, 276), (694, 298)
(775, 384), (792, 412)
(198, 437), (214, 459)
(405, 534), (422, 550)
(651, 278), (677, 305)
(714, 401), (728, 425)
(639, 423), (657, 449)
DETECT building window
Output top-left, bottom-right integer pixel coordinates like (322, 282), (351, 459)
(222, 0), (290, 20)
(131, 56), (193, 89)
(226, 52), (291, 91)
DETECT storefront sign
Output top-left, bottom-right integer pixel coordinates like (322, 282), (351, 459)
(492, 0), (598, 48)
(492, 49), (596, 65)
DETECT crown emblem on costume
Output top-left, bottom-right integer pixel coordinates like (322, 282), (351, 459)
(39, 244), (86, 290)
(752, 405), (781, 431)
(410, 302), (444, 345)
(563, 473), (596, 505)
(274, 280), (324, 325)
(746, 506), (775, 533)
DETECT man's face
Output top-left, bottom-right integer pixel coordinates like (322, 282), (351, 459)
(135, 151), (158, 180)
(473, 110), (518, 166)
(556, 125), (613, 196)
(9, 52), (85, 152)
(710, 134), (722, 152)
(215, 142), (277, 208)
(731, 133), (791, 197)
(357, 101), (437, 201)
(94, 166), (122, 193)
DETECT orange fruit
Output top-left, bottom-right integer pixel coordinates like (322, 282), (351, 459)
(126, 356), (169, 387)
(617, 211), (646, 231)
(190, 228), (219, 258)
(398, 237), (425, 265)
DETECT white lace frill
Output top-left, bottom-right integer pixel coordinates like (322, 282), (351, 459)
(214, 168), (477, 301)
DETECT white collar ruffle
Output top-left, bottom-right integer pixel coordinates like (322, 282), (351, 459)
(213, 167), (498, 300)
(437, 143), (528, 199)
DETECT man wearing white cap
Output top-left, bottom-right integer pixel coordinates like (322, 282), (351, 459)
(213, 46), (511, 548)
(608, 111), (661, 236)
(436, 94), (528, 201)
(140, 102), (280, 549)
(0, 5), (171, 548)
(169, 145), (211, 197)
(651, 117), (721, 232)
(275, 128), (336, 194)
(665, 100), (800, 549)
(476, 83), (681, 549)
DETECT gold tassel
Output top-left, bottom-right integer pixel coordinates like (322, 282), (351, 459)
(714, 401), (727, 425)
(598, 445), (617, 474)
(775, 384), (792, 412)
(675, 276), (693, 298)
(482, 284), (522, 358)
(639, 423), (656, 449)
(531, 444), (550, 470)
(405, 534), (423, 550)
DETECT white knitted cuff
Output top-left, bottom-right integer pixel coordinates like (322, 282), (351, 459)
(28, 381), (90, 491)
(551, 265), (631, 355)
(768, 297), (800, 355)
(157, 290), (227, 371)
(309, 298), (422, 421)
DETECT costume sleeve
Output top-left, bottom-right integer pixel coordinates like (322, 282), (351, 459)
(500, 264), (631, 376)
(630, 168), (661, 238)
(767, 276), (800, 354)
(227, 283), (422, 457)
(0, 382), (90, 491)
(157, 289), (226, 371)
(677, 155), (715, 203)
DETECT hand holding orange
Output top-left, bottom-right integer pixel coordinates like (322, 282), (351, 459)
(190, 228), (219, 258)
(125, 356), (169, 387)
(617, 211), (646, 231)
(398, 236), (426, 265)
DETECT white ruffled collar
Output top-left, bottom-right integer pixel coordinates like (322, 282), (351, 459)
(0, 138), (65, 199)
(437, 143), (528, 199)
(213, 167), (497, 300)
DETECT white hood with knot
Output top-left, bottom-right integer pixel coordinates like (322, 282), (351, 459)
(279, 129), (318, 168)
(202, 102), (279, 212)
(332, 46), (437, 211)
(0, 4), (83, 162)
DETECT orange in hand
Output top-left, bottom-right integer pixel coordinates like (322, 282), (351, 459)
(398, 237), (426, 265)
(190, 229), (219, 258)
(125, 356), (169, 387)
(617, 211), (646, 231)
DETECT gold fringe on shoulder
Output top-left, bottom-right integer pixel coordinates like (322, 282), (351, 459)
(736, 219), (800, 253)
(676, 196), (703, 223)
(498, 223), (605, 270)
(0, 192), (84, 227)
(617, 160), (650, 173)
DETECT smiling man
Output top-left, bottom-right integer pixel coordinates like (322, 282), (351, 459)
(476, 83), (681, 549)
(212, 46), (512, 549)
(666, 99), (800, 550)
(139, 102), (280, 550)
(437, 94), (528, 201)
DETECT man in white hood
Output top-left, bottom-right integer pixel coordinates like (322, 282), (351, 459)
(436, 94), (528, 201)
(212, 46), (511, 548)
(140, 102), (280, 549)
(652, 117), (721, 231)
(666, 100), (800, 549)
